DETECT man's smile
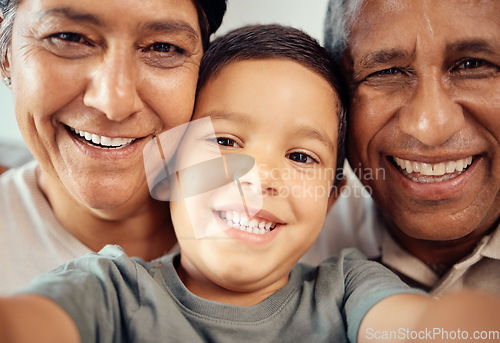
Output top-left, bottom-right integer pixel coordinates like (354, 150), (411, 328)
(392, 156), (475, 183)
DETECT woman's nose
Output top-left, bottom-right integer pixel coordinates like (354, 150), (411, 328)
(83, 47), (143, 121)
(398, 71), (465, 147)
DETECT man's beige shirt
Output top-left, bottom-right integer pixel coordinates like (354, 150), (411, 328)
(380, 224), (500, 297)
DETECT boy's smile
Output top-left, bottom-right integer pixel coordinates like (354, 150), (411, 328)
(170, 58), (341, 305)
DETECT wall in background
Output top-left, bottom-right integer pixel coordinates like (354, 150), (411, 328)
(0, 0), (328, 146)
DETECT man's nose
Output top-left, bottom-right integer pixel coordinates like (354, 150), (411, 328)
(83, 47), (143, 121)
(398, 71), (464, 146)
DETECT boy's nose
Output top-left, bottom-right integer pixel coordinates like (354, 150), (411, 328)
(398, 71), (464, 147)
(239, 160), (282, 197)
(83, 47), (143, 121)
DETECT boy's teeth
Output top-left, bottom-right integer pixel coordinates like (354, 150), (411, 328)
(72, 128), (135, 148)
(219, 211), (276, 235)
(393, 156), (473, 182)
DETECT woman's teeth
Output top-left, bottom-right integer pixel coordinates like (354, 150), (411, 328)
(393, 156), (474, 183)
(219, 211), (277, 235)
(71, 127), (136, 148)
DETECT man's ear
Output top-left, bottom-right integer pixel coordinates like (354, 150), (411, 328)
(327, 176), (346, 212)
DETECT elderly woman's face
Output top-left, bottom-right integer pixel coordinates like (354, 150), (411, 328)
(8, 0), (203, 209)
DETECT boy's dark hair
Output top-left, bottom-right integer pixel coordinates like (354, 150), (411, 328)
(197, 24), (348, 186)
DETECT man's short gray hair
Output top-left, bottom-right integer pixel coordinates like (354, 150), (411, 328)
(323, 0), (364, 63)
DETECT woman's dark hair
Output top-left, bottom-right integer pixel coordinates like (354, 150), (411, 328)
(197, 24), (349, 185)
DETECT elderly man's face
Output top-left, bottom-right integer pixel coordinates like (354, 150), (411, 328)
(346, 0), (500, 241)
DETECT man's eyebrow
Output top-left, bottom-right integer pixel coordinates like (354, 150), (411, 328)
(358, 49), (410, 69)
(446, 39), (498, 55)
(39, 8), (102, 25)
(294, 125), (335, 152)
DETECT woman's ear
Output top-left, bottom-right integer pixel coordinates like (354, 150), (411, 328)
(1, 45), (11, 87)
(327, 176), (346, 212)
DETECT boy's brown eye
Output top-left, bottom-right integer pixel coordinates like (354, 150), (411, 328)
(287, 152), (317, 164)
(217, 137), (237, 147)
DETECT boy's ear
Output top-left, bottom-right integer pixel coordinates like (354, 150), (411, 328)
(327, 177), (346, 212)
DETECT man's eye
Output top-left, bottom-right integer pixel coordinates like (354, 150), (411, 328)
(451, 58), (499, 78)
(454, 58), (498, 71)
(367, 67), (404, 78)
(217, 137), (239, 147)
(377, 68), (401, 75)
(359, 67), (410, 85)
(287, 152), (318, 164)
(457, 59), (486, 69)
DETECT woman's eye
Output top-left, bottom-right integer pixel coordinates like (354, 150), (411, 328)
(45, 32), (95, 58)
(151, 42), (173, 53)
(287, 152), (318, 164)
(216, 137), (239, 148)
(142, 42), (184, 54)
(49, 32), (88, 45)
(140, 42), (187, 68)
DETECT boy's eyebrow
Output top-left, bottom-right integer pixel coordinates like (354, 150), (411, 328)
(294, 125), (335, 152)
(206, 111), (252, 125)
(206, 111), (335, 151)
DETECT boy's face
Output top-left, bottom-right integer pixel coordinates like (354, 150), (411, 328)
(170, 59), (340, 304)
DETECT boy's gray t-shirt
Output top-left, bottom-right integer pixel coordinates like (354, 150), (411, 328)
(20, 245), (421, 343)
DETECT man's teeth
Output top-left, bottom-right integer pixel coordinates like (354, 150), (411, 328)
(72, 128), (135, 148)
(219, 211), (276, 235)
(393, 156), (473, 182)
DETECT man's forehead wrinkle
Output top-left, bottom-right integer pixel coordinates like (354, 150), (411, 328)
(422, 1), (434, 37)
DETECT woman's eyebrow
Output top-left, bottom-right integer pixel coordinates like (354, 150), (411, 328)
(142, 21), (198, 38)
(37, 7), (199, 40)
(38, 7), (102, 25)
